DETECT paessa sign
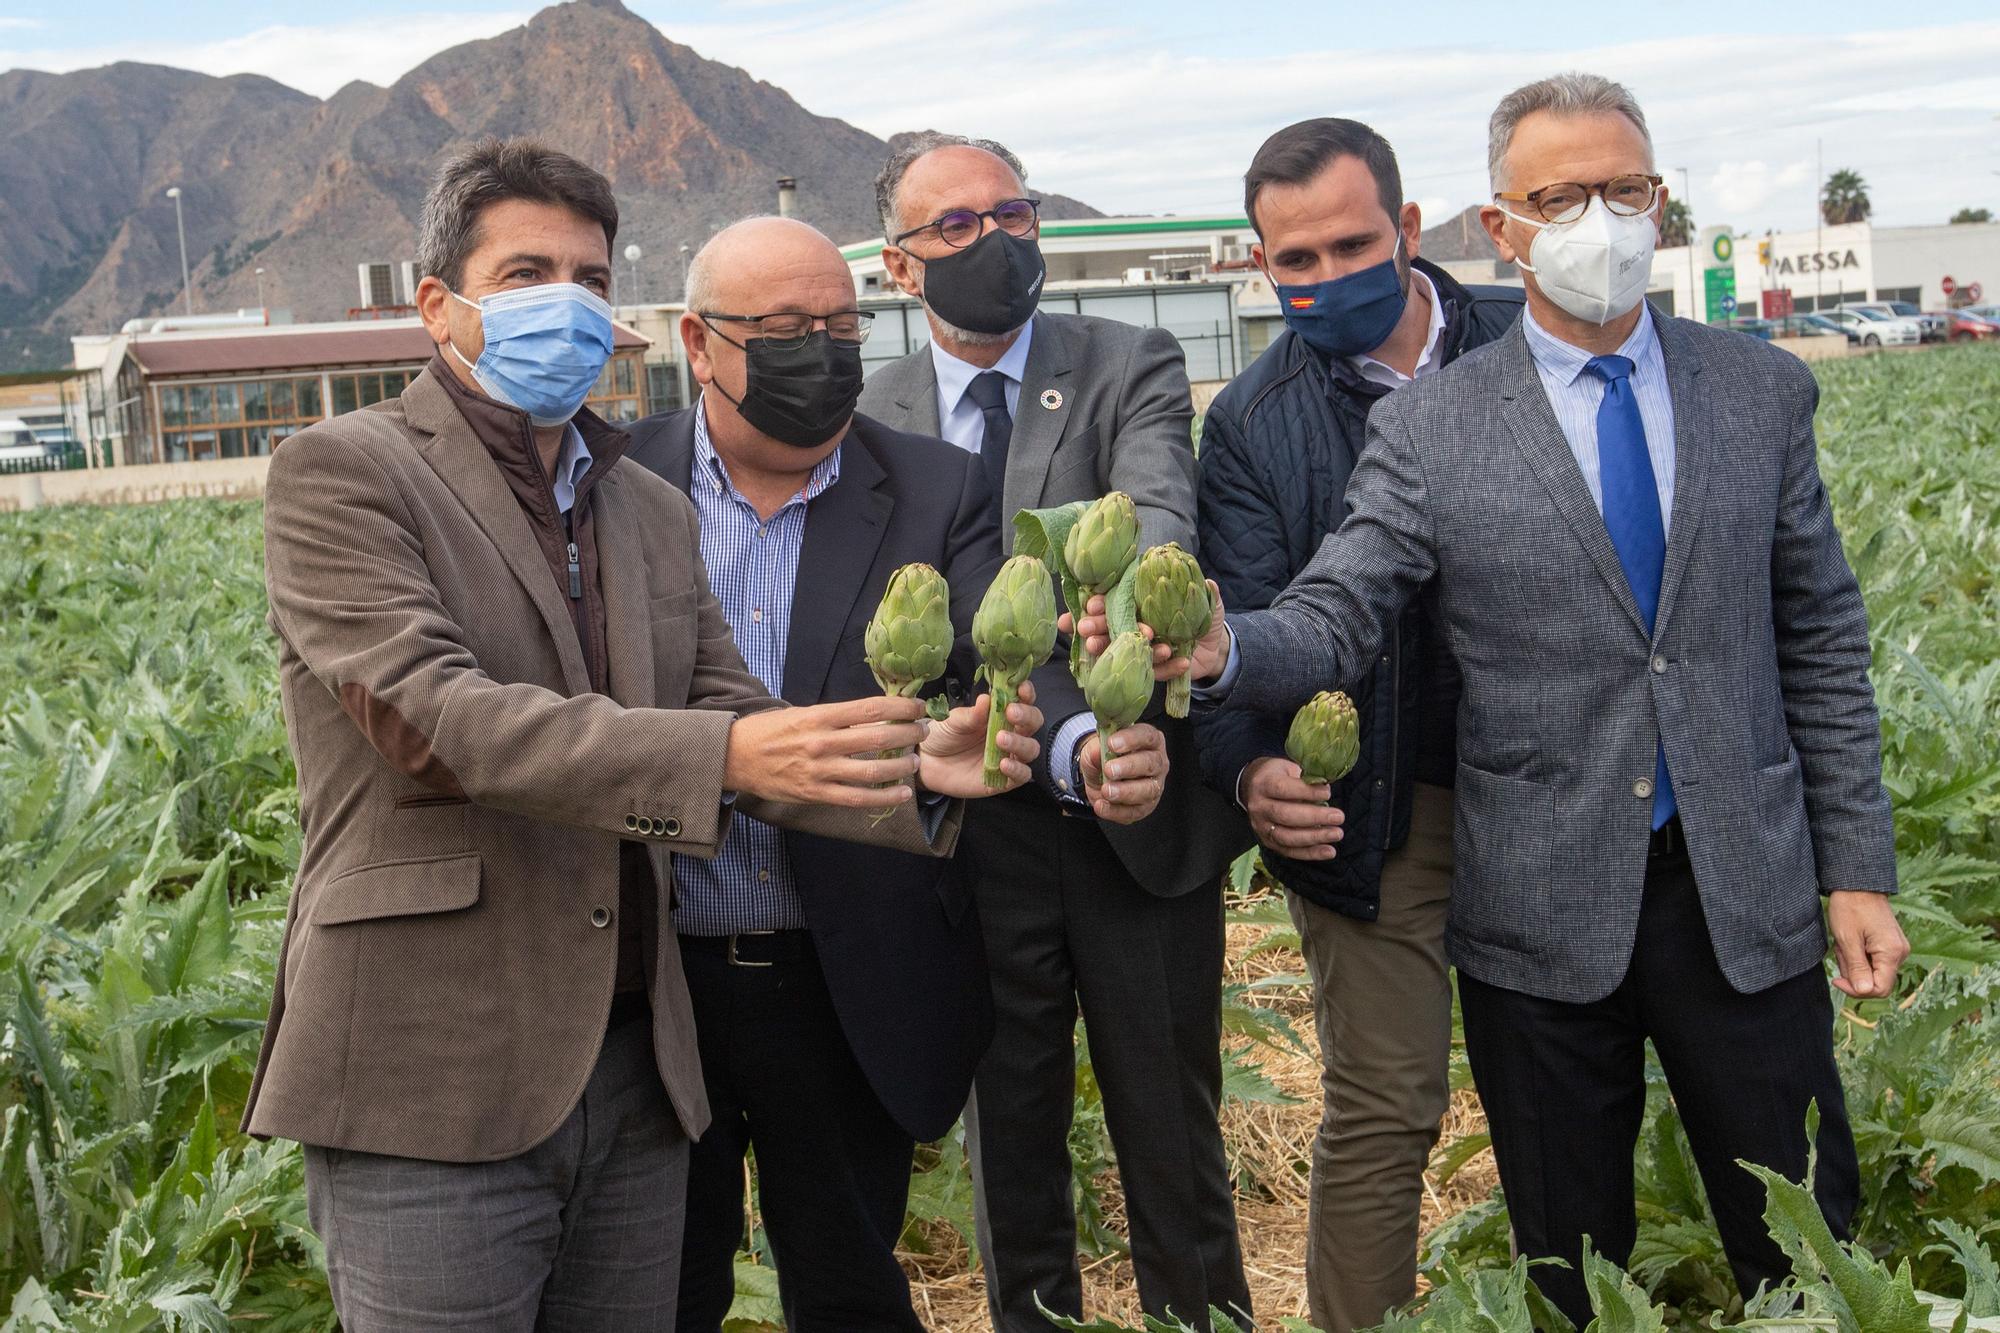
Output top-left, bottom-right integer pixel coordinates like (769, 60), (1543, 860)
(1771, 248), (1861, 275)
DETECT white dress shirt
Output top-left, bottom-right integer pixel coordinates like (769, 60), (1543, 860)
(928, 319), (1035, 455)
(1350, 269), (1447, 388)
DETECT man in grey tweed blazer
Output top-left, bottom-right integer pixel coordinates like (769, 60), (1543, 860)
(1094, 76), (1909, 1326)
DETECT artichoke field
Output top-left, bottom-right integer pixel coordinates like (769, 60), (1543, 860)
(0, 347), (1994, 1332)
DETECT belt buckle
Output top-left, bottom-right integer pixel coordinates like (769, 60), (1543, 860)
(727, 931), (775, 968)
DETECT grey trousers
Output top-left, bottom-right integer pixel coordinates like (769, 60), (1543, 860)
(1286, 782), (1455, 1333)
(304, 1010), (688, 1332)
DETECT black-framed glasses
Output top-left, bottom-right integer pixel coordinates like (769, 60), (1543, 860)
(1494, 174), (1663, 225)
(892, 197), (1042, 250)
(699, 310), (874, 348)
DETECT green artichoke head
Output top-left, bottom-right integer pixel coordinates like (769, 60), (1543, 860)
(972, 554), (1059, 678)
(1085, 630), (1156, 736)
(865, 562), (953, 697)
(1134, 543), (1212, 650)
(1286, 690), (1361, 787)
(1063, 490), (1139, 593)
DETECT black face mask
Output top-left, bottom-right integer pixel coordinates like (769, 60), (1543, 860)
(707, 327), (865, 449)
(918, 228), (1046, 336)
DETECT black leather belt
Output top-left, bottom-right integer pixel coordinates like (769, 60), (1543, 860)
(679, 929), (813, 968)
(1648, 816), (1686, 860)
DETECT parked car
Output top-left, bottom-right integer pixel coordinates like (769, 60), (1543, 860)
(1822, 308), (1924, 347)
(1841, 301), (1945, 342)
(1961, 304), (2000, 322)
(1772, 314), (1847, 340)
(1723, 317), (1777, 340)
(1944, 309), (1999, 342)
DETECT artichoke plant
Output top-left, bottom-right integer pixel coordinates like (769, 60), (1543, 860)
(1133, 542), (1212, 719)
(1286, 690), (1360, 789)
(1084, 630), (1156, 769)
(1061, 491), (1139, 679)
(972, 554), (1059, 788)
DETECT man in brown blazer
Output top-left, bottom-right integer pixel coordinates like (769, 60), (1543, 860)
(245, 139), (1041, 1333)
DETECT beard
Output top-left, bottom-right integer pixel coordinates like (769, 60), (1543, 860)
(923, 305), (1021, 348)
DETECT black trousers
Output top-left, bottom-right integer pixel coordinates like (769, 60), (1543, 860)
(1458, 845), (1859, 1329)
(962, 794), (1250, 1332)
(674, 936), (923, 1333)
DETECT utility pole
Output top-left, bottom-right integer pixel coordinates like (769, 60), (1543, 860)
(1678, 166), (1696, 321)
(166, 187), (194, 317)
(1815, 139), (1824, 312)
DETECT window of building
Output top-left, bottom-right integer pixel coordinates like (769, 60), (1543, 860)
(586, 350), (645, 423)
(158, 373), (330, 462)
(1875, 286), (1920, 306)
(330, 368), (423, 417)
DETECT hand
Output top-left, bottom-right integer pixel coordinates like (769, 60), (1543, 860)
(1060, 582), (1231, 683)
(918, 679), (1043, 797)
(1240, 756), (1344, 861)
(723, 698), (928, 809)
(1078, 722), (1168, 824)
(1827, 890), (1909, 999)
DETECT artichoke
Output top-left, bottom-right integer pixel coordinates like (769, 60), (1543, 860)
(1285, 691), (1360, 789)
(972, 554), (1059, 788)
(1084, 630), (1156, 765)
(865, 563), (952, 699)
(1061, 491), (1139, 679)
(1134, 542), (1212, 719)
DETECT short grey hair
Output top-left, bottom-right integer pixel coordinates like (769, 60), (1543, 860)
(1487, 73), (1652, 190)
(874, 132), (1026, 242)
(416, 138), (619, 290)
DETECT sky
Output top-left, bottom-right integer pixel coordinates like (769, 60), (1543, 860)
(4, 0), (1999, 239)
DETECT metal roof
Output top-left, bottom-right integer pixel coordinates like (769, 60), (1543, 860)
(123, 320), (648, 378)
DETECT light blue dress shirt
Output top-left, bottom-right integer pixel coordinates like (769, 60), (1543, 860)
(1520, 303), (1677, 531)
(928, 317), (1034, 456)
(551, 425), (592, 516)
(671, 402), (843, 935)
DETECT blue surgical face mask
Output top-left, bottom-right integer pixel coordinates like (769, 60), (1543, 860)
(1269, 234), (1409, 359)
(447, 282), (615, 427)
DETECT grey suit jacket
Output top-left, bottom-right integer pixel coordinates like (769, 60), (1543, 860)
(861, 311), (1251, 897)
(1218, 314), (1896, 1002)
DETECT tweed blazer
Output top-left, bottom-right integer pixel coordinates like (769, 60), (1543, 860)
(243, 368), (958, 1163)
(1219, 314), (1897, 1002)
(860, 311), (1251, 898)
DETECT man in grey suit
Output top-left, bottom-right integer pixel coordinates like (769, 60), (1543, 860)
(858, 132), (1253, 1330)
(1090, 76), (1909, 1327)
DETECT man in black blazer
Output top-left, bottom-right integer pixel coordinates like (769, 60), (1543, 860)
(625, 216), (1169, 1332)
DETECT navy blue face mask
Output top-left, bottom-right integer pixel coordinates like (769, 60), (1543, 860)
(1269, 235), (1409, 359)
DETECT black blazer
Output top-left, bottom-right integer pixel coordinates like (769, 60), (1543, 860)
(623, 406), (998, 1142)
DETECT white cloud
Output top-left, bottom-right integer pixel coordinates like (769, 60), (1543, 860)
(0, 10), (531, 96)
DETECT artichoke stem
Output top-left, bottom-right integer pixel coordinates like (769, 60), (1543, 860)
(1165, 673), (1191, 719)
(982, 674), (1014, 790)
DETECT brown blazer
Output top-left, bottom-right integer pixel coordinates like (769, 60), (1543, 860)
(243, 367), (958, 1163)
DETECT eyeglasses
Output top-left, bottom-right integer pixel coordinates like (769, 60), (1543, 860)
(1494, 174), (1663, 225)
(699, 310), (874, 349)
(892, 197), (1042, 250)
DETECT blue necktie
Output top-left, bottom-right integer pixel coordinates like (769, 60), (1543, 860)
(1586, 354), (1676, 830)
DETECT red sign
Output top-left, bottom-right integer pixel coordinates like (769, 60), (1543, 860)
(1761, 289), (1795, 318)
(1941, 275), (1957, 295)
(1970, 283), (1984, 303)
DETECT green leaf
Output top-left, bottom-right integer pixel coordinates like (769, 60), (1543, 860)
(721, 1257), (784, 1332)
(1580, 1238), (1667, 1332)
(1922, 1220), (2000, 1317)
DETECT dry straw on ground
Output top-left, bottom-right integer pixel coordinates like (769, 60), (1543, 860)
(896, 897), (1499, 1330)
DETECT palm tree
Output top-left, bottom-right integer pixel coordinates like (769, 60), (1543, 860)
(1659, 198), (1694, 249)
(1822, 170), (1871, 225)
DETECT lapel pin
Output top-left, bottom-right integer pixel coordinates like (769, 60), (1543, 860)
(1040, 389), (1063, 411)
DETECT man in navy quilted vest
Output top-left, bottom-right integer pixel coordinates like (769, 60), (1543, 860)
(1194, 116), (1522, 1333)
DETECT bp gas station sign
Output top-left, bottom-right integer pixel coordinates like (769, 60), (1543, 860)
(1704, 267), (1737, 323)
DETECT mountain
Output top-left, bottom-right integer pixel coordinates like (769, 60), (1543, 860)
(0, 0), (1098, 366)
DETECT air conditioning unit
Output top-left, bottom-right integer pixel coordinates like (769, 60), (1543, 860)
(1123, 266), (1157, 284)
(357, 262), (397, 309)
(398, 260), (420, 304)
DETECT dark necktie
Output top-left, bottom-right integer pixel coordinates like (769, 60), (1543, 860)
(965, 370), (1013, 529)
(1586, 353), (1675, 831)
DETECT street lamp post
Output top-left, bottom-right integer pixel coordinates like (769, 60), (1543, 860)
(165, 187), (194, 318)
(254, 266), (267, 314)
(1678, 167), (1697, 322)
(624, 243), (644, 305)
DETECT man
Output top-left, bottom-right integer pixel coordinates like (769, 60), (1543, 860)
(1092, 75), (1910, 1328)
(623, 216), (1171, 1332)
(1195, 118), (1520, 1332)
(245, 140), (1042, 1332)
(858, 132), (1253, 1330)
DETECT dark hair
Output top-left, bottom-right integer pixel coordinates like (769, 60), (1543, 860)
(874, 131), (1026, 241)
(1243, 118), (1402, 237)
(417, 138), (619, 289)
